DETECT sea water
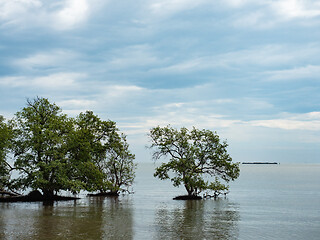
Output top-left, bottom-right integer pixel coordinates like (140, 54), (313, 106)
(0, 163), (319, 239)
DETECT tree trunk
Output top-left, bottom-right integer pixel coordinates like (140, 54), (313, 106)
(109, 190), (119, 196)
(43, 189), (54, 199)
(185, 184), (193, 196)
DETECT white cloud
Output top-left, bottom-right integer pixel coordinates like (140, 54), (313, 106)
(96, 84), (146, 108)
(112, 85), (320, 136)
(301, 112), (320, 120)
(58, 99), (97, 116)
(272, 0), (320, 19)
(116, 96), (244, 136)
(154, 44), (319, 74)
(251, 119), (320, 131)
(250, 112), (320, 131)
(0, 76), (25, 87)
(225, 0), (320, 29)
(105, 85), (143, 97)
(146, 0), (320, 29)
(223, 0), (253, 8)
(34, 72), (85, 88)
(265, 65), (320, 81)
(0, 0), (43, 29)
(149, 0), (207, 17)
(54, 0), (89, 30)
(232, 10), (275, 29)
(0, 72), (84, 89)
(119, 113), (242, 137)
(0, 0), (92, 30)
(0, 0), (42, 19)
(118, 110), (320, 160)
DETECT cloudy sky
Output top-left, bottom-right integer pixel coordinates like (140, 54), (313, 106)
(0, 0), (319, 163)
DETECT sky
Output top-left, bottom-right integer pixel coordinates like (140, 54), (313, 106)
(0, 0), (319, 163)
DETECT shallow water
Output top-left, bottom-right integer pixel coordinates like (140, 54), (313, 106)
(1, 163), (319, 239)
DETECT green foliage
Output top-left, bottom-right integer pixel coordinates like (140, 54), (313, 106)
(69, 110), (136, 194)
(103, 132), (136, 194)
(9, 97), (78, 197)
(69, 110), (116, 192)
(149, 125), (240, 197)
(1, 97), (136, 198)
(206, 177), (230, 198)
(0, 116), (12, 190)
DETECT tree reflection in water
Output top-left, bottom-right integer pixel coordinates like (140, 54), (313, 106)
(32, 199), (107, 240)
(0, 197), (133, 240)
(100, 197), (133, 240)
(0, 203), (5, 239)
(155, 199), (240, 240)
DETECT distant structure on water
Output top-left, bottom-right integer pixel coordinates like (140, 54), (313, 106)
(242, 162), (279, 165)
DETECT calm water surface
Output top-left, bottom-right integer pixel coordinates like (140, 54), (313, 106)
(1, 164), (319, 239)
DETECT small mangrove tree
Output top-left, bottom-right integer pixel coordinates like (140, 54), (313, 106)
(149, 125), (240, 199)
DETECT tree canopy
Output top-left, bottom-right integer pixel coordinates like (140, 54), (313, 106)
(103, 132), (136, 194)
(1, 97), (136, 198)
(149, 125), (240, 198)
(68, 110), (116, 193)
(9, 97), (77, 198)
(0, 115), (12, 191)
(70, 110), (136, 195)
